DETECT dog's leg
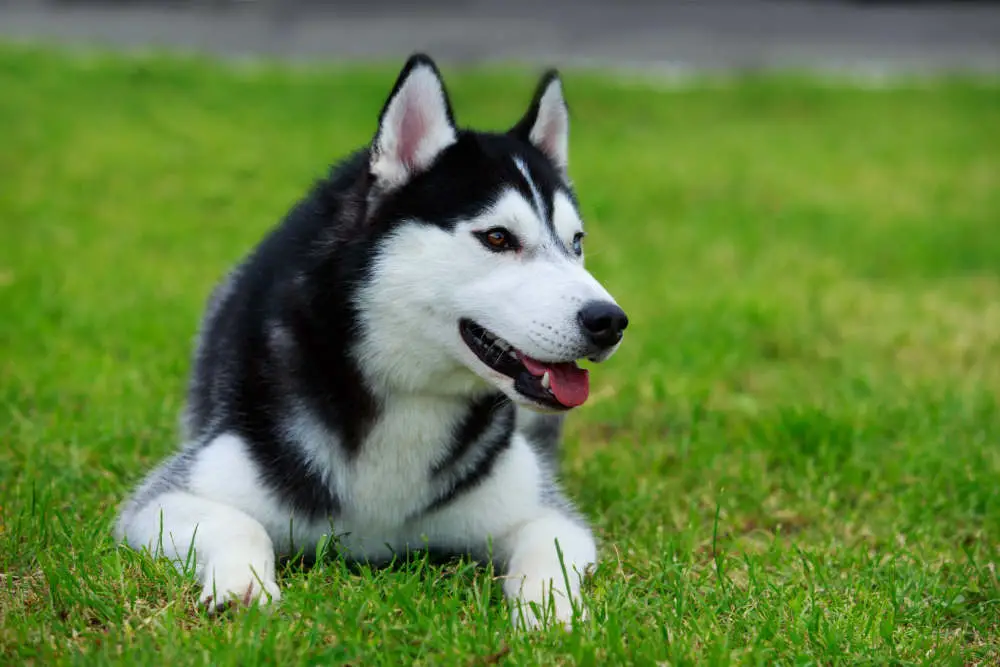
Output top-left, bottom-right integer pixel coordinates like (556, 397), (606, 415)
(498, 430), (596, 630)
(419, 435), (596, 630)
(501, 508), (596, 630)
(116, 491), (281, 611)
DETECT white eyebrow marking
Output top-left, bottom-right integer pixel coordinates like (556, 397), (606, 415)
(513, 157), (548, 224)
(551, 191), (584, 256)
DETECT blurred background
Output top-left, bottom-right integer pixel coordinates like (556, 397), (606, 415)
(2, 0), (999, 74)
(2, 0), (1000, 664)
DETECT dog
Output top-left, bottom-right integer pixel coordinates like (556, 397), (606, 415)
(115, 53), (628, 630)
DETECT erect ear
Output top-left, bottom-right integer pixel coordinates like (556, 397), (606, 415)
(510, 70), (569, 173)
(370, 54), (457, 191)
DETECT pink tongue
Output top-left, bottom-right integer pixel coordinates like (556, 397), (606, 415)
(520, 355), (590, 408)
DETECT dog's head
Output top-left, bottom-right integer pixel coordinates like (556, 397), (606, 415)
(354, 54), (627, 413)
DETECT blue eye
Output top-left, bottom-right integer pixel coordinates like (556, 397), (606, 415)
(572, 232), (585, 256)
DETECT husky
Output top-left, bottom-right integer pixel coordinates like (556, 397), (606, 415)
(115, 54), (628, 630)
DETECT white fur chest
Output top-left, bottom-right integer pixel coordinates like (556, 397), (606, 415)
(287, 395), (473, 549)
(345, 395), (466, 526)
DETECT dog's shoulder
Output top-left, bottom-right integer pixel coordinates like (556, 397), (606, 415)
(182, 148), (376, 444)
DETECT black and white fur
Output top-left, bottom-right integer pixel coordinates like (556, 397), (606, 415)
(115, 54), (628, 630)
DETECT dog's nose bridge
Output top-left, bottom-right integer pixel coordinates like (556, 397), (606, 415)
(529, 251), (621, 310)
(570, 263), (620, 308)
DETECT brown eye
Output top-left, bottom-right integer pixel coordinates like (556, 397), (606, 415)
(477, 227), (520, 253)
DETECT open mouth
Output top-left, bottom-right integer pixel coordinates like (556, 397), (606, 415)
(459, 319), (589, 410)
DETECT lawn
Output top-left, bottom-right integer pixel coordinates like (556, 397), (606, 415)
(1, 45), (998, 665)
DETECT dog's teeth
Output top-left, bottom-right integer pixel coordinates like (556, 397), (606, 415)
(541, 371), (551, 390)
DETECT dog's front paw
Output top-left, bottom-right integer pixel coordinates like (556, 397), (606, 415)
(501, 513), (596, 631)
(199, 565), (281, 613)
(508, 577), (587, 631)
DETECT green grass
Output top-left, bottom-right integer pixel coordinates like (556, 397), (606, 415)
(1, 45), (999, 665)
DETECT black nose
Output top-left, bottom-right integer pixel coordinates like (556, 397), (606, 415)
(578, 301), (628, 349)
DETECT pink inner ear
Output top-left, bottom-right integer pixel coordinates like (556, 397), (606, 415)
(535, 113), (565, 165)
(538, 117), (558, 155)
(398, 106), (427, 170)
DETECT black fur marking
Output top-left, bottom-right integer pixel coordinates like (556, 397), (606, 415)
(369, 131), (571, 239)
(523, 414), (565, 467)
(510, 155), (578, 256)
(422, 397), (516, 515)
(432, 393), (508, 476)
